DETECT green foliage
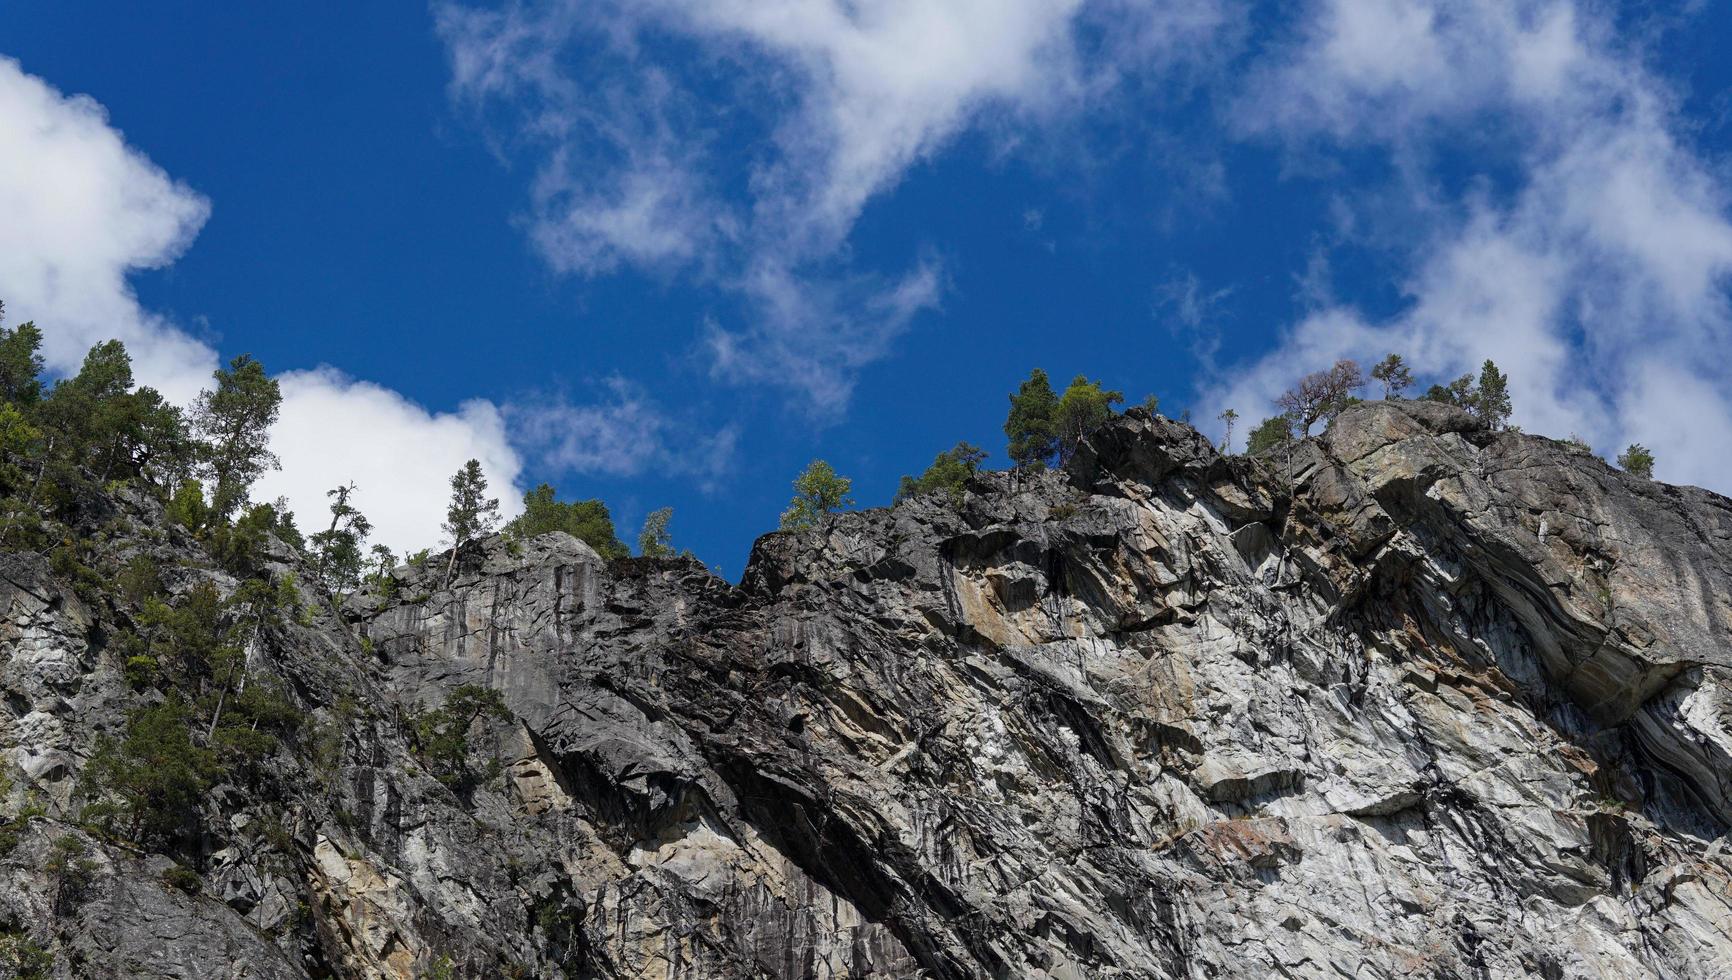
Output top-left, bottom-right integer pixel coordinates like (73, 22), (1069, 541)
(1421, 361), (1514, 430)
(1246, 415), (1295, 455)
(162, 864), (203, 894)
(1617, 443), (1656, 479)
(82, 697), (217, 846)
(363, 544), (400, 598)
(0, 927), (53, 979)
(506, 483), (627, 558)
(1473, 359), (1512, 429)
(311, 483), (373, 599)
(409, 685), (512, 790)
(1004, 368), (1060, 469)
(0, 317), (45, 407)
(443, 459), (501, 550)
(46, 834), (98, 912)
(636, 507), (674, 558)
(192, 354), (283, 520)
(779, 460), (855, 532)
(1055, 376), (1125, 462)
(1217, 409), (1240, 453)
(166, 479), (211, 533)
(1423, 373), (1475, 407)
(897, 442), (987, 507)
(1370, 354), (1413, 398)
(48, 539), (106, 604)
(210, 501), (302, 574)
(117, 555), (164, 607)
(128, 580), (227, 687)
(406, 548), (431, 568)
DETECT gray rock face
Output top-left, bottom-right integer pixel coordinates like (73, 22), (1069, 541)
(1, 400), (1730, 978)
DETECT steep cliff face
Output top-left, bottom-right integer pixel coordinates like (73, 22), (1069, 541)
(1, 400), (1729, 978)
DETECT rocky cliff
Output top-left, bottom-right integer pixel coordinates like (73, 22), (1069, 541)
(1, 399), (1729, 978)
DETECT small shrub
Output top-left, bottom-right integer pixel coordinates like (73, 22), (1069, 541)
(46, 834), (98, 912)
(408, 685), (512, 790)
(0, 928), (52, 979)
(162, 864), (202, 894)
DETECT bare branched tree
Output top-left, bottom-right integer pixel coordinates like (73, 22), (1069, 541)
(1276, 359), (1365, 435)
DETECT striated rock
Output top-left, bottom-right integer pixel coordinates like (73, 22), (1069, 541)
(0, 399), (1729, 977)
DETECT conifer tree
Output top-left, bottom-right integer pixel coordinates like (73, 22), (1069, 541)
(441, 459), (500, 584)
(1218, 409), (1239, 453)
(1004, 369), (1060, 469)
(1055, 376), (1124, 462)
(1246, 414), (1295, 455)
(0, 317), (45, 407)
(1423, 374), (1475, 406)
(311, 483), (372, 600)
(192, 354), (282, 520)
(1617, 444), (1656, 479)
(506, 483), (627, 558)
(1370, 354), (1413, 399)
(897, 442), (987, 506)
(1473, 359), (1512, 430)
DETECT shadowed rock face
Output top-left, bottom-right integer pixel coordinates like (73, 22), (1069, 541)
(2, 400), (1730, 978)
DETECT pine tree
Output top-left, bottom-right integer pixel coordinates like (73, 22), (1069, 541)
(1423, 374), (1475, 407)
(1218, 409), (1239, 453)
(896, 442), (987, 506)
(1246, 414), (1295, 455)
(1370, 354), (1413, 399)
(1473, 359), (1512, 430)
(1055, 376), (1124, 462)
(506, 483), (627, 558)
(192, 354), (282, 520)
(1004, 369), (1060, 469)
(1617, 444), (1656, 479)
(311, 483), (372, 600)
(0, 318), (45, 407)
(441, 460), (500, 584)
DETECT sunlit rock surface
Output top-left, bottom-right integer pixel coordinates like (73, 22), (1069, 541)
(2, 400), (1729, 977)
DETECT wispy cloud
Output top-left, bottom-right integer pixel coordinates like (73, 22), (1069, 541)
(507, 377), (738, 489)
(435, 0), (1237, 412)
(1204, 0), (1732, 487)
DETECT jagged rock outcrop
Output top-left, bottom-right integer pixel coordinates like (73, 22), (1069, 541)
(1, 399), (1729, 977)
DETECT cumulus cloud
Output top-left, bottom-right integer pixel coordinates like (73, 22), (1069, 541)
(0, 58), (524, 552)
(435, 0), (1235, 411)
(1207, 0), (1732, 488)
(0, 56), (215, 404)
(256, 370), (524, 553)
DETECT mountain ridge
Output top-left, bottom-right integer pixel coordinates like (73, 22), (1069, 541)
(1, 398), (1729, 977)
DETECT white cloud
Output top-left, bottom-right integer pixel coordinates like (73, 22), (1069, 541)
(257, 369), (524, 554)
(0, 58), (525, 553)
(0, 56), (215, 404)
(1207, 1), (1732, 487)
(436, 0), (1235, 410)
(506, 377), (739, 490)
(705, 258), (944, 415)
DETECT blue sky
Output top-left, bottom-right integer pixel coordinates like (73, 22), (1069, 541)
(3, 1), (1731, 573)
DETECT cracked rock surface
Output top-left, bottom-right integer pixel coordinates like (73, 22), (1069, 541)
(1, 399), (1729, 977)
